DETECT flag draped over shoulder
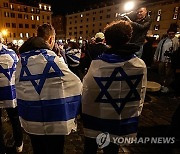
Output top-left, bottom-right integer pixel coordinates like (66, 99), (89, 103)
(0, 45), (18, 108)
(65, 47), (81, 67)
(82, 53), (147, 139)
(15, 49), (82, 135)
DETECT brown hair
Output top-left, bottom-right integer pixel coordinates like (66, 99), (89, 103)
(104, 20), (132, 48)
(37, 23), (55, 41)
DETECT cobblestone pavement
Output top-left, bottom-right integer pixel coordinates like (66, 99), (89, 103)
(2, 92), (180, 154)
(2, 70), (180, 154)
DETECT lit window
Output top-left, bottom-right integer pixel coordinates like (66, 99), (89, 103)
(26, 33), (29, 38)
(157, 16), (161, 21)
(175, 7), (179, 13)
(31, 15), (34, 20)
(115, 13), (118, 17)
(158, 9), (161, 15)
(49, 6), (51, 11)
(148, 11), (152, 16)
(154, 25), (160, 31)
(39, 4), (42, 9)
(80, 14), (83, 18)
(10, 4), (13, 10)
(20, 33), (23, 38)
(153, 34), (159, 40)
(37, 16), (40, 21)
(4, 12), (9, 17)
(31, 8), (34, 12)
(44, 5), (47, 10)
(173, 14), (178, 20)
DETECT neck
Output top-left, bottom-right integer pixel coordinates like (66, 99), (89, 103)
(0, 43), (3, 50)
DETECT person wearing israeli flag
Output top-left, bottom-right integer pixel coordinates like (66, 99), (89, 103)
(65, 41), (81, 77)
(82, 20), (147, 154)
(15, 24), (82, 154)
(0, 33), (23, 153)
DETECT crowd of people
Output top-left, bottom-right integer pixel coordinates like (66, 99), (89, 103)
(0, 6), (179, 154)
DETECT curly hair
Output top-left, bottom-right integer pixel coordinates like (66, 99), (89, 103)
(104, 20), (132, 48)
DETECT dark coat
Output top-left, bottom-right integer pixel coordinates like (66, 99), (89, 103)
(85, 43), (108, 69)
(129, 16), (152, 46)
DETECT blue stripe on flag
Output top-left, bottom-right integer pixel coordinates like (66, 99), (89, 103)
(0, 85), (16, 100)
(97, 53), (136, 63)
(17, 95), (81, 122)
(68, 54), (80, 61)
(82, 113), (139, 136)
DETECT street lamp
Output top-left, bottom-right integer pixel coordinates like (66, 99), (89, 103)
(119, 1), (135, 18)
(1, 29), (8, 44)
(124, 1), (135, 12)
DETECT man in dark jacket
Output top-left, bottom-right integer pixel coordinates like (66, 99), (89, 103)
(124, 7), (151, 57)
(85, 32), (108, 70)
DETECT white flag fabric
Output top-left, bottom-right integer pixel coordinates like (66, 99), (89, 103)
(65, 47), (81, 67)
(15, 49), (82, 135)
(0, 44), (18, 108)
(82, 53), (147, 139)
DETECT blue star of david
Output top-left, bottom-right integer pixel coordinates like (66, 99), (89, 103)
(94, 67), (143, 115)
(0, 47), (18, 81)
(19, 50), (64, 95)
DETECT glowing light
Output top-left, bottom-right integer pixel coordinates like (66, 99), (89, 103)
(124, 1), (135, 12)
(39, 4), (42, 9)
(1, 29), (8, 37)
(12, 40), (18, 45)
(18, 39), (24, 46)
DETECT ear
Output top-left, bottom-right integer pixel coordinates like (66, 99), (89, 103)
(47, 36), (54, 49)
(48, 36), (53, 45)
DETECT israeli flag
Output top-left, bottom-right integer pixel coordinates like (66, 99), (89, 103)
(82, 53), (147, 139)
(0, 45), (18, 108)
(15, 49), (82, 135)
(65, 47), (81, 67)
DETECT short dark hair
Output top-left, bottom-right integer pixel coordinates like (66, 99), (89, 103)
(104, 20), (132, 48)
(37, 23), (55, 41)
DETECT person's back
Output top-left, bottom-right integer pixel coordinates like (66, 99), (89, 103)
(88, 43), (108, 60)
(0, 34), (23, 153)
(82, 20), (147, 154)
(141, 37), (155, 67)
(15, 24), (82, 154)
(85, 32), (108, 69)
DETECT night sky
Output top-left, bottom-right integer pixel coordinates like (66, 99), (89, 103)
(42, 0), (115, 15)
(40, 0), (165, 15)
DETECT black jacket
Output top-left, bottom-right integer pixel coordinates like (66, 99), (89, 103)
(104, 43), (140, 56)
(129, 16), (151, 46)
(19, 37), (50, 54)
(85, 43), (108, 69)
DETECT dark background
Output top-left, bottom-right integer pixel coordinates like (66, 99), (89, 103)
(41, 0), (168, 15)
(16, 0), (172, 15)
